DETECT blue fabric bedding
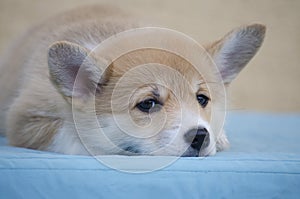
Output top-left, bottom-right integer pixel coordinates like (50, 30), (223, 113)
(0, 112), (300, 199)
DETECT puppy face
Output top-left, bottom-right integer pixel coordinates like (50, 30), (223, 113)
(48, 24), (265, 156)
(95, 49), (214, 156)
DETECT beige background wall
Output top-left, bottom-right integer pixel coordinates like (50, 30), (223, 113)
(0, 0), (299, 112)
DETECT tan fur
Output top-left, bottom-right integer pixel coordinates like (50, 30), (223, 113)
(1, 5), (139, 147)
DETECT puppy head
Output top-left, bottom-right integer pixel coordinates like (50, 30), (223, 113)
(48, 24), (265, 156)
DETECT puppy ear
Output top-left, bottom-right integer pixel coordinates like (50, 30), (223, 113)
(48, 41), (102, 103)
(207, 24), (266, 84)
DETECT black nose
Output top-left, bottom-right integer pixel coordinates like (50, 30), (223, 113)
(185, 128), (210, 151)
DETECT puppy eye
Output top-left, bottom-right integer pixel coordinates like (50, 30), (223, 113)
(136, 99), (161, 113)
(197, 94), (209, 108)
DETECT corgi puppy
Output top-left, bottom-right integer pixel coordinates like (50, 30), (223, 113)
(0, 5), (265, 156)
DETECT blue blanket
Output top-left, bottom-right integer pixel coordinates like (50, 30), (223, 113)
(1, 112), (300, 199)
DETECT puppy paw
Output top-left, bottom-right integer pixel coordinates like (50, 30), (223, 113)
(216, 132), (230, 152)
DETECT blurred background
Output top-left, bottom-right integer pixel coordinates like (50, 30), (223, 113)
(0, 0), (299, 112)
